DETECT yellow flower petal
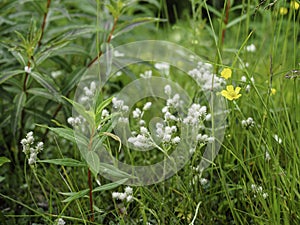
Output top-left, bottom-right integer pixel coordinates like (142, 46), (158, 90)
(221, 85), (242, 101)
(227, 85), (234, 92)
(291, 1), (299, 10)
(221, 68), (232, 80)
(279, 7), (288, 15)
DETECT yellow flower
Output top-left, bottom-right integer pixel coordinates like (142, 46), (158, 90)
(221, 85), (242, 101)
(291, 1), (299, 10)
(270, 88), (276, 96)
(221, 68), (232, 80)
(279, 7), (288, 15)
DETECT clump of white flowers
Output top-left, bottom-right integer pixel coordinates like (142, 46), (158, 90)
(21, 131), (44, 165)
(154, 62), (170, 76)
(188, 61), (225, 91)
(79, 81), (97, 104)
(55, 218), (66, 225)
(140, 70), (152, 79)
(245, 44), (256, 52)
(112, 186), (134, 203)
(240, 76), (255, 92)
(251, 184), (268, 199)
(24, 66), (32, 73)
(241, 117), (255, 129)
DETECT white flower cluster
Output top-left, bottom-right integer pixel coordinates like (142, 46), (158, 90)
(67, 116), (82, 127)
(112, 97), (129, 112)
(55, 218), (66, 225)
(251, 184), (268, 199)
(265, 150), (271, 161)
(140, 70), (152, 79)
(183, 104), (207, 125)
(24, 66), (32, 73)
(21, 131), (44, 165)
(112, 186), (133, 202)
(188, 62), (225, 90)
(156, 123), (180, 144)
(245, 44), (256, 52)
(196, 134), (214, 143)
(241, 117), (255, 129)
(154, 62), (170, 76)
(79, 81), (97, 104)
(128, 126), (153, 148)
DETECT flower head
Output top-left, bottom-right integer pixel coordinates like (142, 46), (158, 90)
(220, 68), (232, 80)
(279, 7), (288, 15)
(221, 85), (242, 101)
(270, 88), (276, 96)
(291, 1), (299, 10)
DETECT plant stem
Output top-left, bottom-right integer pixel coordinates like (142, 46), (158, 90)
(38, 0), (52, 48)
(221, 0), (231, 46)
(88, 168), (94, 222)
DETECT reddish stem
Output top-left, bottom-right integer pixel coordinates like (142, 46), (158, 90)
(38, 0), (51, 47)
(88, 168), (94, 222)
(221, 0), (231, 45)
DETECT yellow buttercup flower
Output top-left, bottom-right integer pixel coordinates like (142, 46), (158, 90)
(270, 88), (276, 96)
(279, 7), (288, 15)
(291, 1), (299, 10)
(221, 68), (232, 80)
(221, 85), (242, 101)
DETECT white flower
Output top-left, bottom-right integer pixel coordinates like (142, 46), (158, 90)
(155, 62), (170, 75)
(245, 84), (251, 92)
(143, 102), (152, 111)
(245, 44), (256, 52)
(112, 192), (120, 199)
(273, 134), (282, 144)
(265, 151), (271, 161)
(124, 186), (133, 195)
(241, 76), (247, 82)
(172, 136), (180, 144)
(183, 104), (206, 125)
(197, 134), (208, 142)
(140, 70), (152, 78)
(114, 50), (125, 57)
(207, 137), (215, 143)
(101, 109), (110, 119)
(262, 192), (268, 199)
(118, 117), (128, 123)
(118, 192), (127, 201)
(56, 218), (66, 225)
(36, 142), (44, 152)
(132, 108), (141, 118)
(126, 195), (133, 202)
(164, 85), (172, 95)
(200, 178), (208, 186)
(242, 117), (255, 129)
(24, 66), (32, 73)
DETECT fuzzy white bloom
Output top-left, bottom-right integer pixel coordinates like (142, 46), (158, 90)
(139, 119), (145, 126)
(67, 116), (82, 126)
(155, 62), (170, 76)
(167, 94), (182, 109)
(183, 104), (207, 125)
(245, 44), (256, 52)
(273, 134), (282, 144)
(262, 193), (268, 199)
(205, 113), (211, 121)
(250, 77), (255, 84)
(172, 136), (181, 144)
(143, 102), (152, 111)
(124, 186), (133, 195)
(200, 178), (208, 186)
(101, 109), (110, 119)
(112, 192), (120, 199)
(241, 76), (247, 82)
(265, 151), (271, 161)
(24, 66), (32, 73)
(126, 195), (133, 202)
(118, 117), (129, 123)
(241, 117), (255, 129)
(114, 50), (125, 57)
(197, 134), (208, 142)
(36, 142), (44, 153)
(118, 192), (127, 201)
(128, 134), (152, 148)
(207, 137), (215, 143)
(140, 126), (148, 135)
(112, 97), (126, 111)
(140, 70), (152, 78)
(56, 218), (66, 225)
(245, 84), (251, 92)
(132, 108), (141, 118)
(164, 85), (172, 95)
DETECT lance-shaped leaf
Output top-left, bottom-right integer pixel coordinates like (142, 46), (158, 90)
(86, 151), (100, 176)
(11, 91), (26, 136)
(0, 70), (24, 85)
(38, 158), (86, 167)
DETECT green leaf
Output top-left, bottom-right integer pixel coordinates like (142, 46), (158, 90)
(99, 163), (136, 179)
(62, 96), (95, 127)
(38, 158), (86, 167)
(86, 151), (100, 176)
(46, 127), (89, 147)
(11, 92), (26, 136)
(27, 88), (59, 101)
(60, 189), (89, 203)
(0, 176), (5, 183)
(30, 72), (61, 101)
(226, 14), (248, 29)
(0, 70), (24, 85)
(0, 157), (11, 167)
(114, 17), (166, 38)
(92, 178), (128, 193)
